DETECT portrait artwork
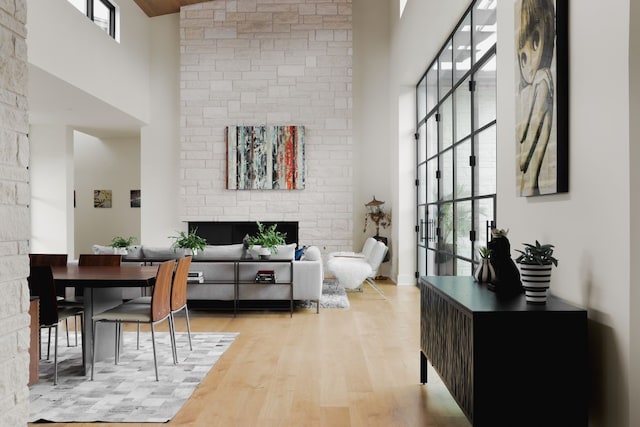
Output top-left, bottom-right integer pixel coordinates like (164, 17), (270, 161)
(515, 0), (568, 196)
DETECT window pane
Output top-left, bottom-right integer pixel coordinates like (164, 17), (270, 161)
(475, 55), (497, 129)
(440, 97), (453, 149)
(426, 63), (438, 115)
(417, 76), (427, 120)
(427, 205), (438, 249)
(456, 259), (472, 276)
(418, 246), (427, 278)
(418, 122), (427, 164)
(473, 0), (497, 63)
(418, 205), (427, 247)
(94, 0), (112, 34)
(439, 42), (453, 99)
(426, 114), (437, 157)
(475, 197), (495, 253)
(456, 139), (472, 199)
(453, 15), (471, 85)
(476, 125), (497, 196)
(68, 0), (86, 14)
(418, 163), (427, 205)
(439, 202), (454, 246)
(455, 200), (472, 260)
(426, 158), (438, 203)
(455, 77), (471, 141)
(440, 150), (453, 201)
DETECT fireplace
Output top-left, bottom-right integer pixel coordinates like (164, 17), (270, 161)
(188, 221), (299, 247)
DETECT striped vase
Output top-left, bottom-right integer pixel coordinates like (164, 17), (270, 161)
(518, 263), (553, 303)
(474, 259), (496, 283)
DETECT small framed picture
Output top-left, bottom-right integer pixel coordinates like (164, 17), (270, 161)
(130, 190), (141, 208)
(94, 190), (112, 208)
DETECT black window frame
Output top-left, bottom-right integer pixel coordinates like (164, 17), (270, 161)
(75, 0), (117, 39)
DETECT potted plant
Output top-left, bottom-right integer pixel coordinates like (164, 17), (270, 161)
(248, 222), (287, 259)
(515, 240), (558, 303)
(110, 236), (137, 255)
(473, 245), (496, 284)
(170, 228), (207, 256)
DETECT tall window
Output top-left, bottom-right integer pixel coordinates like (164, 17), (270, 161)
(416, 0), (497, 278)
(68, 0), (117, 39)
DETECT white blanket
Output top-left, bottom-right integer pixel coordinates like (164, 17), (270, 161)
(326, 257), (372, 289)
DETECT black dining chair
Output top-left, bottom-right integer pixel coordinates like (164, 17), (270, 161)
(28, 265), (85, 385)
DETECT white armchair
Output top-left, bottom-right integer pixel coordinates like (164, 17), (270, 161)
(326, 240), (388, 297)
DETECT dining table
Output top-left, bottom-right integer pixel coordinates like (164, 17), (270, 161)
(51, 264), (158, 374)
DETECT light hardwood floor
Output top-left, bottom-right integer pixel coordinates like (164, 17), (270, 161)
(31, 281), (470, 427)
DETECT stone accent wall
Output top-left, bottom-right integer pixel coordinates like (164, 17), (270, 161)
(0, 0), (31, 425)
(180, 0), (353, 252)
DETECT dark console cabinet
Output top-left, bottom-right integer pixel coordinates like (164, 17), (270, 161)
(420, 276), (588, 427)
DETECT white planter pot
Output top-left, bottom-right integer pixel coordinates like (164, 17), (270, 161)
(113, 247), (128, 255)
(518, 263), (553, 303)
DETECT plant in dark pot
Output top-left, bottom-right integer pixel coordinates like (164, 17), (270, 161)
(515, 240), (558, 304)
(487, 228), (523, 297)
(111, 236), (137, 255)
(248, 222), (287, 259)
(170, 228), (207, 256)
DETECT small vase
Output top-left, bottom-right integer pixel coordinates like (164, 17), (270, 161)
(474, 259), (496, 283)
(518, 263), (552, 303)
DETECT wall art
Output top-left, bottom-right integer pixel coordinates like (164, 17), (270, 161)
(226, 125), (305, 190)
(94, 190), (112, 208)
(515, 0), (568, 196)
(130, 190), (141, 208)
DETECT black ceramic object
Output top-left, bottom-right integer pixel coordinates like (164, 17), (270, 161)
(488, 233), (523, 297)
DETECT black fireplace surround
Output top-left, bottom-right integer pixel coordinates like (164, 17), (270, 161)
(188, 221), (299, 247)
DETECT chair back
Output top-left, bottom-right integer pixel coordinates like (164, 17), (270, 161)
(28, 266), (59, 326)
(151, 260), (176, 322)
(171, 256), (192, 311)
(78, 254), (121, 266)
(366, 241), (388, 278)
(361, 237), (377, 259)
(30, 253), (68, 267)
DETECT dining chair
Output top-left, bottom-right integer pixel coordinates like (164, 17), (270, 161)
(125, 257), (193, 360)
(91, 259), (176, 381)
(28, 265), (85, 386)
(78, 253), (122, 266)
(29, 253), (80, 348)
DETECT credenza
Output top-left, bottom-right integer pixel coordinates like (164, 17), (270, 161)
(420, 276), (588, 427)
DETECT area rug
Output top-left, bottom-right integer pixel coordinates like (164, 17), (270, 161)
(29, 331), (238, 423)
(296, 279), (350, 309)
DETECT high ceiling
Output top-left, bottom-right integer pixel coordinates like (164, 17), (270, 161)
(133, 0), (212, 17)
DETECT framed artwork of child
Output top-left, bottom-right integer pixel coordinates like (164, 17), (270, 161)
(515, 0), (568, 197)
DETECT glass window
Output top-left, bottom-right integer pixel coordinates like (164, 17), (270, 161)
(416, 0), (497, 278)
(67, 0), (117, 39)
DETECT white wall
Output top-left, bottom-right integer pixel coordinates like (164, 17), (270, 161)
(27, 0), (151, 123)
(74, 132), (141, 256)
(140, 14), (183, 246)
(29, 125), (74, 254)
(179, 0), (354, 255)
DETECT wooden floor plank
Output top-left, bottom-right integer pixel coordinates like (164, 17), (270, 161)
(29, 282), (470, 427)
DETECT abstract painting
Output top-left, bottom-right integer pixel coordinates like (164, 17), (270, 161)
(130, 190), (141, 208)
(515, 0), (568, 196)
(226, 125), (305, 190)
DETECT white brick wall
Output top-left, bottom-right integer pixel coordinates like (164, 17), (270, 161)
(180, 0), (353, 253)
(0, 0), (31, 425)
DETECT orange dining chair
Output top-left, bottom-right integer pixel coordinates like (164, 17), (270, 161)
(125, 257), (194, 360)
(91, 259), (176, 381)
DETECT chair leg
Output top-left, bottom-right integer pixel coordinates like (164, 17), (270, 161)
(74, 315), (79, 347)
(91, 321), (97, 381)
(365, 277), (387, 300)
(46, 327), (52, 360)
(53, 324), (59, 386)
(168, 314), (177, 365)
(136, 322), (140, 350)
(115, 322), (120, 365)
(150, 324), (159, 381)
(184, 306), (193, 351)
(65, 318), (70, 347)
(80, 313), (85, 371)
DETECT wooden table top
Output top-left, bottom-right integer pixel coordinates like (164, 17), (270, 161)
(52, 265), (159, 288)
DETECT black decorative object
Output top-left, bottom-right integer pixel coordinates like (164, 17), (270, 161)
(487, 229), (523, 296)
(241, 234), (252, 260)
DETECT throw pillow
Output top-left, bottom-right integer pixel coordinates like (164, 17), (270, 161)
(295, 246), (307, 260)
(302, 246), (321, 261)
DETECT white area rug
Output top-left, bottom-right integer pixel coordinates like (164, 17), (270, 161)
(29, 331), (237, 423)
(297, 279), (350, 309)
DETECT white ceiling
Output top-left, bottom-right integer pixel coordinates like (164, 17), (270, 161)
(28, 65), (145, 139)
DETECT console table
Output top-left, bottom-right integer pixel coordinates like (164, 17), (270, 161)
(192, 258), (294, 317)
(420, 276), (588, 426)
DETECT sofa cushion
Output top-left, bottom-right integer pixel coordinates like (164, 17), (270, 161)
(270, 243), (296, 260)
(92, 244), (114, 255)
(302, 245), (321, 261)
(193, 244), (244, 260)
(142, 246), (182, 259)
